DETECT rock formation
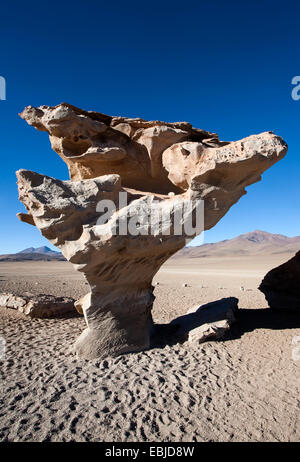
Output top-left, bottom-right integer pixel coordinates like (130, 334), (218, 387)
(17, 103), (287, 359)
(259, 251), (300, 312)
(0, 293), (75, 318)
(170, 297), (238, 344)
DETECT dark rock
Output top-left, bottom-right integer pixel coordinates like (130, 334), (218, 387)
(259, 251), (300, 312)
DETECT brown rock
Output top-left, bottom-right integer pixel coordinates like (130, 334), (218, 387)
(0, 293), (76, 318)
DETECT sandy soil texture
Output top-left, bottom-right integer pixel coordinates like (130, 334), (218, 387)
(0, 256), (299, 442)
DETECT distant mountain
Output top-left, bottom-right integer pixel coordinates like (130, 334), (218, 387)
(0, 246), (66, 262)
(1, 231), (299, 262)
(175, 230), (300, 258)
(18, 246), (61, 256)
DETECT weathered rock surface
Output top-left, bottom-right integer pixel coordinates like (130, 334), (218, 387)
(19, 103), (220, 194)
(170, 297), (238, 343)
(259, 251), (300, 312)
(0, 293), (75, 318)
(74, 294), (89, 315)
(17, 103), (287, 359)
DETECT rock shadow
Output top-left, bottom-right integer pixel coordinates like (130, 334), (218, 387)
(224, 307), (300, 342)
(150, 297), (238, 349)
(150, 301), (300, 349)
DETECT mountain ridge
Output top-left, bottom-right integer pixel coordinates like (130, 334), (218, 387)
(175, 230), (300, 258)
(0, 246), (65, 262)
(18, 246), (61, 255)
(1, 231), (299, 261)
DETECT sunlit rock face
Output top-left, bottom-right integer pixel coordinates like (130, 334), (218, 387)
(17, 103), (287, 359)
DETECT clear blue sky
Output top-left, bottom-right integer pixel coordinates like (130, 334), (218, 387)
(0, 0), (299, 253)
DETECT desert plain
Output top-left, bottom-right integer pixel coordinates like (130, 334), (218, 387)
(0, 251), (299, 442)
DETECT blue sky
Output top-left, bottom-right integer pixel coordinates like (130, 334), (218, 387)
(0, 0), (299, 253)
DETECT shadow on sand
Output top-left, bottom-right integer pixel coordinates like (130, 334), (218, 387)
(226, 307), (300, 341)
(52, 311), (83, 320)
(150, 300), (300, 350)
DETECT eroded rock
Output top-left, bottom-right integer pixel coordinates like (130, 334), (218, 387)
(0, 293), (75, 318)
(16, 103), (287, 359)
(74, 293), (90, 315)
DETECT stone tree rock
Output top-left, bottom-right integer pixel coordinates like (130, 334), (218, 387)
(17, 103), (287, 359)
(259, 251), (300, 312)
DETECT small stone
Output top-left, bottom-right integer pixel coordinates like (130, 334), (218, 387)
(170, 297), (239, 344)
(189, 319), (230, 343)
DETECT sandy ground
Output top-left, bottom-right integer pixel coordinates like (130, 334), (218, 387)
(0, 254), (299, 442)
